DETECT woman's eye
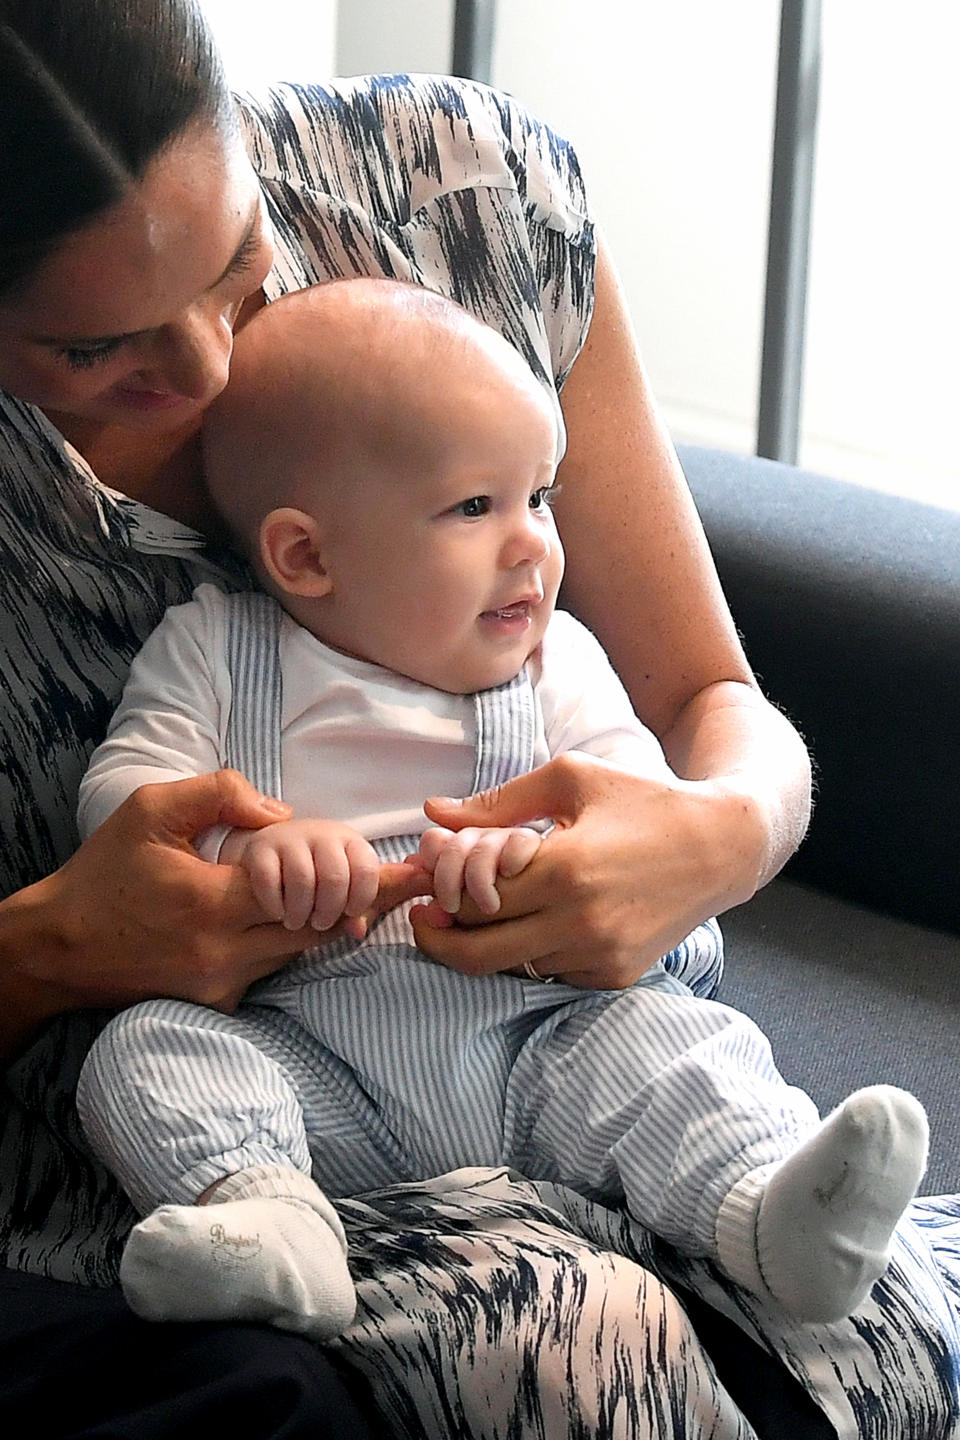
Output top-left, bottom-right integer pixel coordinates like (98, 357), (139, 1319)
(224, 228), (265, 280)
(60, 340), (123, 370)
(457, 496), (490, 518)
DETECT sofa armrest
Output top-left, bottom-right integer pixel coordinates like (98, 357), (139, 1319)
(677, 443), (960, 936)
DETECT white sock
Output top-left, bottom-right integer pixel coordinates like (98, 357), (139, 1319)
(716, 1085), (928, 1323)
(120, 1165), (356, 1340)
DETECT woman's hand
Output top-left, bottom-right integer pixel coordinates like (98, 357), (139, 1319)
(1, 770), (427, 1053)
(410, 752), (767, 988)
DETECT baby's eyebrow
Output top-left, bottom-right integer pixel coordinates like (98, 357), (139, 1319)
(32, 198), (263, 349)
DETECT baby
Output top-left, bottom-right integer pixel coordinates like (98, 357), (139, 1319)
(77, 278), (927, 1340)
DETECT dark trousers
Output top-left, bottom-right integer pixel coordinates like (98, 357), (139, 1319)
(0, 1267), (384, 1439)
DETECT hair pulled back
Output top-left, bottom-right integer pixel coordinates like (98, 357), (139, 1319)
(0, 0), (233, 295)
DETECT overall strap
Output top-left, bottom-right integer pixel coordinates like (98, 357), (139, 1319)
(222, 591), (284, 802)
(471, 667), (537, 796)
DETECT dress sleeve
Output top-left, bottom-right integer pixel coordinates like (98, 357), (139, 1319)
(235, 75), (596, 416)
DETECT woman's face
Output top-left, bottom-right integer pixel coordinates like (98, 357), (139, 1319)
(0, 121), (274, 434)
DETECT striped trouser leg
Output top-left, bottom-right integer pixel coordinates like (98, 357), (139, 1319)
(504, 968), (820, 1259)
(76, 998), (318, 1215)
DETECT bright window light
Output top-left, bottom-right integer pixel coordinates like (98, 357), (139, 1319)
(199, 0), (336, 89)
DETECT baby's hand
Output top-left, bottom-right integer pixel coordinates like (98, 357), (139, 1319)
(417, 825), (542, 917)
(219, 818), (379, 934)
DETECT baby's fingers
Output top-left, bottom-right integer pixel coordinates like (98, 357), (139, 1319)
(417, 826), (456, 873)
(243, 845), (285, 923)
(432, 828), (488, 914)
(497, 827), (543, 878)
(342, 835), (380, 919)
(308, 842), (352, 933)
(462, 828), (542, 914)
(275, 842), (334, 931)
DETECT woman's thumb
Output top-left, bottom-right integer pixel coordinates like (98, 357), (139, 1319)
(424, 756), (582, 832)
(149, 770), (290, 840)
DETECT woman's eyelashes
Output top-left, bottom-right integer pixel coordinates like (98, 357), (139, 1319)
(225, 227), (266, 278)
(56, 225), (268, 372)
(60, 338), (125, 370)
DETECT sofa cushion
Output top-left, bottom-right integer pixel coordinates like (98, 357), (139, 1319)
(679, 443), (960, 937)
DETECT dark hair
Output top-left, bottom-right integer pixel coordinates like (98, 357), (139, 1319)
(0, 0), (234, 295)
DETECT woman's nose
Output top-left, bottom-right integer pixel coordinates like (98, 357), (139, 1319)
(149, 307), (233, 402)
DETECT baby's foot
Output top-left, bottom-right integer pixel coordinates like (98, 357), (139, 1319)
(718, 1085), (928, 1323)
(121, 1171), (355, 1339)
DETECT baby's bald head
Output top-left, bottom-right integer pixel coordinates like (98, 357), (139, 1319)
(203, 277), (554, 557)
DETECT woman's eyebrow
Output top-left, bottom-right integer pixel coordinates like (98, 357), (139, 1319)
(32, 198), (263, 348)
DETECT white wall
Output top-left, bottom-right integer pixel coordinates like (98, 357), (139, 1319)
(493, 1), (779, 460)
(330, 2), (960, 511)
(801, 4), (960, 506)
(337, 0), (450, 76)
(200, 0), (336, 88)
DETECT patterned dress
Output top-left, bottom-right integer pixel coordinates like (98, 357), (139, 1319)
(2, 74), (959, 1439)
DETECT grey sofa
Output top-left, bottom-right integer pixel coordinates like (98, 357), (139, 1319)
(678, 444), (960, 1195)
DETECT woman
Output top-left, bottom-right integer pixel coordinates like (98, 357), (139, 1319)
(0, 3), (956, 1437)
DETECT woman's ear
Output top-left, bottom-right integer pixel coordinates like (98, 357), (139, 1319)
(259, 507), (334, 597)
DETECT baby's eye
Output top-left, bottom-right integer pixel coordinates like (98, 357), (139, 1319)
(60, 339), (124, 370)
(455, 496), (491, 518)
(529, 485), (559, 510)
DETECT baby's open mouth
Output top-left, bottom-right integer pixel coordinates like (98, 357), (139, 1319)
(485, 602), (530, 620)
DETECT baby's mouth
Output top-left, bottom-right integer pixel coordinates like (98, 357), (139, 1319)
(485, 601), (531, 620)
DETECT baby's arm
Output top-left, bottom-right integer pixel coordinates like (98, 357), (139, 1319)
(78, 588), (228, 839)
(417, 824), (542, 917)
(219, 818), (379, 934)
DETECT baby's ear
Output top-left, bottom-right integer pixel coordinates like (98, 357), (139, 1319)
(259, 508), (333, 597)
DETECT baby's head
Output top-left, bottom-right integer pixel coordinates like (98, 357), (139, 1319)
(204, 277), (564, 694)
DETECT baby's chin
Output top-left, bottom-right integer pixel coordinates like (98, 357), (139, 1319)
(425, 644), (546, 697)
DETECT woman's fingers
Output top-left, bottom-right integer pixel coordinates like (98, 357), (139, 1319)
(424, 752), (602, 833)
(146, 769), (290, 847)
(371, 860), (435, 917)
(410, 901), (560, 977)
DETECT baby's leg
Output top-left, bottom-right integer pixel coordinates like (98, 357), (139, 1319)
(77, 999), (355, 1338)
(505, 975), (927, 1323)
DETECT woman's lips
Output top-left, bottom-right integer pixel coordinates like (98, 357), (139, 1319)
(111, 386), (190, 413)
